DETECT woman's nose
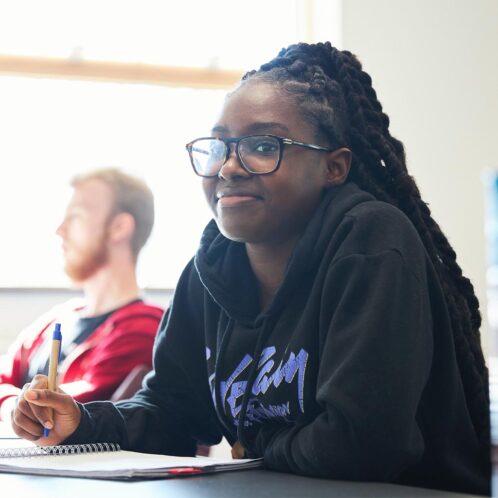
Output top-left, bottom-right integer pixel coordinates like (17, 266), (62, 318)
(218, 146), (251, 180)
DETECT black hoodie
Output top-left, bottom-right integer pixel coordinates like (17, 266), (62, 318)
(67, 182), (490, 495)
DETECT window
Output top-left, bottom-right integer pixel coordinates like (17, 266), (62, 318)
(0, 77), (225, 288)
(0, 0), (339, 289)
(0, 0), (304, 69)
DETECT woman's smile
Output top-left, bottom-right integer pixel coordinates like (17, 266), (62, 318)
(217, 195), (261, 208)
(216, 188), (263, 208)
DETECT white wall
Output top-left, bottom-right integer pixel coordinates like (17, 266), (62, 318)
(339, 0), (498, 354)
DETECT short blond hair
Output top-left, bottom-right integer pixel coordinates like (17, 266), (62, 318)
(71, 168), (154, 259)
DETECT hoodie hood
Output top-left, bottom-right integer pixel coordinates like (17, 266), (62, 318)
(194, 182), (375, 324)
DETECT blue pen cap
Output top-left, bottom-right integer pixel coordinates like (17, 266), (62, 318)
(52, 322), (62, 341)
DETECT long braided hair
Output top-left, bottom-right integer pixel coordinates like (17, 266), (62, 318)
(242, 42), (489, 449)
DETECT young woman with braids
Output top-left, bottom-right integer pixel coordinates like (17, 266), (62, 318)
(12, 42), (490, 494)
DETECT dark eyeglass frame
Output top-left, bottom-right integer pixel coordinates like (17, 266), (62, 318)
(185, 134), (334, 178)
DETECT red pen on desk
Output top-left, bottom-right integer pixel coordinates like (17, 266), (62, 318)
(167, 467), (203, 476)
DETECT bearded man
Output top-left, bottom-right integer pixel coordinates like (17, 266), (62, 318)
(0, 168), (163, 420)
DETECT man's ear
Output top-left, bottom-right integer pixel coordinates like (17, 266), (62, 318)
(108, 212), (135, 244)
(324, 147), (352, 186)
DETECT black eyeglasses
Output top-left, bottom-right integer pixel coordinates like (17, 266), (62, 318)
(185, 134), (333, 178)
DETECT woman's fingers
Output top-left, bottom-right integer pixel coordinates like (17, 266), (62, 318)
(24, 388), (75, 412)
(16, 394), (38, 424)
(22, 375), (52, 429)
(12, 383), (44, 439)
(11, 408), (44, 440)
(11, 374), (81, 445)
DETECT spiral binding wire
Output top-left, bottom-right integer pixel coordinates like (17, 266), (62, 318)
(0, 442), (120, 458)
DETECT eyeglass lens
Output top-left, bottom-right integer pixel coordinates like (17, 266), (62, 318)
(190, 136), (281, 176)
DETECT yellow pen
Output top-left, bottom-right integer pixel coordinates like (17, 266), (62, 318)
(44, 322), (62, 438)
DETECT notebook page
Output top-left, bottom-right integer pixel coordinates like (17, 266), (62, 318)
(0, 449), (260, 477)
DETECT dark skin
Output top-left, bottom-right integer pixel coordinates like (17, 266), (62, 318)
(203, 81), (352, 311)
(11, 80), (352, 459)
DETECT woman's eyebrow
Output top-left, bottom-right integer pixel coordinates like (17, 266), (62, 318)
(211, 125), (228, 134)
(246, 122), (290, 134)
(211, 122), (290, 135)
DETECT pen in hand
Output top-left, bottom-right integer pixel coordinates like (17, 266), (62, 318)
(44, 322), (62, 438)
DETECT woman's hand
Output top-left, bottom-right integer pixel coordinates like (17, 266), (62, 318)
(231, 440), (246, 459)
(11, 374), (81, 446)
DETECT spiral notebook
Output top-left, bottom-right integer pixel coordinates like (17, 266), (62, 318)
(0, 443), (262, 480)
